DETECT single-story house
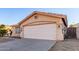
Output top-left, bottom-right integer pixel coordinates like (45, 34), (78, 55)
(11, 11), (68, 40)
(11, 24), (20, 37)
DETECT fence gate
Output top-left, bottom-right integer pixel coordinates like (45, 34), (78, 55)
(65, 27), (76, 39)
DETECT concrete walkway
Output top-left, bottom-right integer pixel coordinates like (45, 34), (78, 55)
(50, 39), (79, 51)
(0, 38), (56, 51)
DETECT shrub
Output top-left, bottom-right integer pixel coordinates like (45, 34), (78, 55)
(0, 29), (7, 37)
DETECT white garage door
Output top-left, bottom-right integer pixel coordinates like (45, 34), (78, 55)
(23, 24), (57, 40)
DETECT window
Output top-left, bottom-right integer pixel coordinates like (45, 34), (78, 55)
(15, 28), (20, 34)
(34, 16), (38, 19)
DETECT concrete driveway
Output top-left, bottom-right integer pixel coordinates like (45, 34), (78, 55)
(0, 38), (56, 51)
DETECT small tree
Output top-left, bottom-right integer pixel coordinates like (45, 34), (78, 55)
(0, 24), (5, 28)
(0, 24), (7, 37)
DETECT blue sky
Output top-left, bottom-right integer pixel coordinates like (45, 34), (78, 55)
(0, 8), (79, 25)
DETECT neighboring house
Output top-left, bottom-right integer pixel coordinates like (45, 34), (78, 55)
(11, 24), (20, 37)
(69, 23), (79, 28)
(66, 27), (76, 39)
(73, 23), (79, 39)
(12, 11), (68, 40)
(67, 23), (79, 39)
(76, 27), (79, 39)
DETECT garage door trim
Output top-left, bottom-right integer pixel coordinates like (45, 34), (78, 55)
(23, 23), (56, 39)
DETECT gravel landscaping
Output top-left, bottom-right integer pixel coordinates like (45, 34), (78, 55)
(0, 37), (15, 43)
(49, 39), (79, 51)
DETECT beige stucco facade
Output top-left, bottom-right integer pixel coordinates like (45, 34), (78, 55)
(19, 13), (67, 40)
(20, 14), (60, 26)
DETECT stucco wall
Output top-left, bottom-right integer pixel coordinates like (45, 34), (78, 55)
(56, 22), (64, 40)
(20, 14), (61, 26)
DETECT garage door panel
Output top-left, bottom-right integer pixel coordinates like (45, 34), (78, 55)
(23, 24), (56, 40)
